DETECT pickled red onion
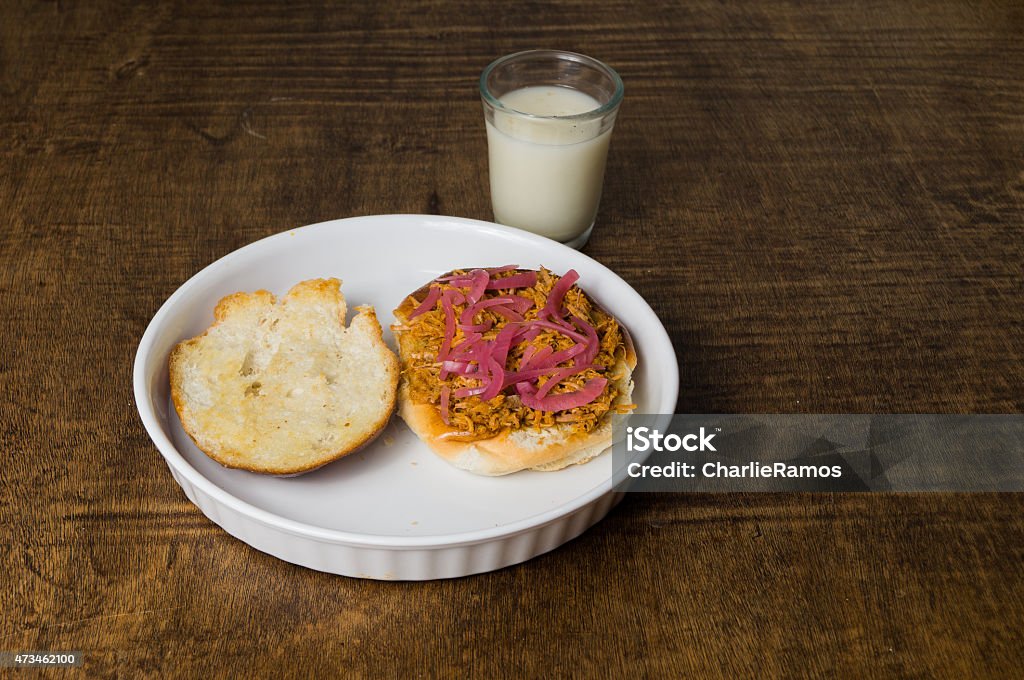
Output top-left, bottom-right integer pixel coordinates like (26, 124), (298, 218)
(465, 269), (489, 304)
(530, 319), (589, 345)
(425, 267), (611, 414)
(436, 265), (517, 282)
(441, 360), (477, 376)
(543, 342), (587, 367)
(540, 268), (579, 320)
(486, 271), (537, 290)
(536, 366), (583, 399)
(571, 315), (600, 366)
(521, 345), (553, 370)
(492, 306), (523, 322)
(460, 297), (529, 326)
(501, 366), (560, 386)
(518, 327), (542, 345)
(459, 320), (493, 333)
(449, 333), (483, 357)
(437, 290), (463, 360)
(479, 354), (506, 401)
(408, 286), (441, 319)
(490, 323), (524, 367)
(516, 377), (609, 412)
(454, 384), (488, 398)
(506, 295), (535, 313)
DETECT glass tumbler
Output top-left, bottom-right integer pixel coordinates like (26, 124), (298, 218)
(480, 50), (624, 249)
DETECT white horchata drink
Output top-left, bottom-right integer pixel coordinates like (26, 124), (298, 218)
(486, 85), (612, 244)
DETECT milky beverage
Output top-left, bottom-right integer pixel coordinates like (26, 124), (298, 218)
(486, 86), (611, 243)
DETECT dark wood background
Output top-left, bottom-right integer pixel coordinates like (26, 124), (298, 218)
(2, 1), (1022, 677)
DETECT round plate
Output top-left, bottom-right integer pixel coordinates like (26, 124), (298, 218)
(134, 215), (678, 579)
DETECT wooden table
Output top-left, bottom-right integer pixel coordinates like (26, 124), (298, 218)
(3, 1), (1022, 676)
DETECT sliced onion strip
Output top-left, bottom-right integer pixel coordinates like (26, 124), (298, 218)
(465, 269), (489, 304)
(437, 290), (463, 360)
(539, 268), (579, 321)
(517, 377), (608, 412)
(408, 286), (442, 319)
(486, 271), (537, 290)
(491, 306), (523, 322)
(459, 296), (527, 326)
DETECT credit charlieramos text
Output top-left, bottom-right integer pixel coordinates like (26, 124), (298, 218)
(624, 426), (844, 479)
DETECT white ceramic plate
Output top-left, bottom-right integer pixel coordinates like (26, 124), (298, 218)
(134, 215), (678, 579)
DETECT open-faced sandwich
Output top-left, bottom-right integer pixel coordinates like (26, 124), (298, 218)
(392, 266), (636, 475)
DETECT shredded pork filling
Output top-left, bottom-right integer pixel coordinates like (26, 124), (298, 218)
(395, 267), (632, 441)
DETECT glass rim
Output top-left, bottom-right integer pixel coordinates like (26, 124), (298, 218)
(479, 49), (625, 121)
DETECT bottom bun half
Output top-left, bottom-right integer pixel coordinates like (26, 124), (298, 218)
(398, 357), (635, 476)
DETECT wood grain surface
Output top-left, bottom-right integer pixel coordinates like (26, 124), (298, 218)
(2, 1), (1022, 677)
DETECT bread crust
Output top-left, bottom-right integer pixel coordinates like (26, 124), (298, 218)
(169, 279), (399, 475)
(393, 270), (637, 476)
